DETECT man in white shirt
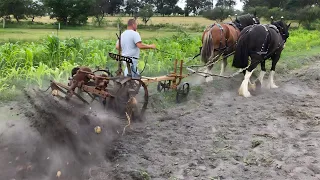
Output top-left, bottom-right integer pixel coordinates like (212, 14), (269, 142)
(116, 19), (156, 77)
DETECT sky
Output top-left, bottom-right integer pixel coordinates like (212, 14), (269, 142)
(177, 0), (244, 10)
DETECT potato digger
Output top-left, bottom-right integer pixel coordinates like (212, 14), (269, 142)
(47, 27), (192, 122)
(48, 27), (149, 122)
(49, 52), (149, 122)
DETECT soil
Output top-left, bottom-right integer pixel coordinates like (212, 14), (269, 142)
(1, 60), (320, 180)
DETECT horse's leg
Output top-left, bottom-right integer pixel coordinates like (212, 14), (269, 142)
(241, 56), (255, 91)
(267, 54), (281, 89)
(239, 69), (255, 97)
(205, 64), (214, 82)
(248, 77), (256, 91)
(238, 56), (260, 97)
(256, 60), (266, 88)
(220, 57), (228, 76)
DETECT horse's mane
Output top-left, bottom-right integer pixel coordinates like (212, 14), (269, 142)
(271, 20), (290, 40)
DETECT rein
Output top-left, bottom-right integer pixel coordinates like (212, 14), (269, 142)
(186, 29), (286, 79)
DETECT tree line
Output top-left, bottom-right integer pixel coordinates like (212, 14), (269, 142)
(0, 0), (212, 25)
(0, 0), (319, 29)
(203, 0), (320, 29)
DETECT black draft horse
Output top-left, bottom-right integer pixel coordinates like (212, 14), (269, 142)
(232, 19), (291, 97)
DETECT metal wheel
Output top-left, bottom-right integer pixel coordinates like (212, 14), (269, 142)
(176, 82), (190, 103)
(157, 80), (171, 92)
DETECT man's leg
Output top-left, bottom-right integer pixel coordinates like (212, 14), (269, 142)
(131, 60), (140, 78)
(123, 62), (128, 76)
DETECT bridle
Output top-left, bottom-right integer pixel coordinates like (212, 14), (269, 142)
(252, 17), (259, 24)
(274, 24), (289, 42)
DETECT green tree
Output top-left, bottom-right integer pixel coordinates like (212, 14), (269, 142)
(242, 0), (317, 10)
(241, 0), (268, 11)
(0, 0), (32, 22)
(160, 5), (172, 16)
(125, 0), (139, 16)
(297, 5), (320, 29)
(150, 0), (178, 16)
(26, 1), (46, 22)
(186, 0), (211, 15)
(184, 6), (190, 16)
(173, 5), (184, 15)
(43, 0), (75, 25)
(203, 7), (234, 22)
(166, 0), (179, 13)
(268, 7), (287, 19)
(286, 0), (318, 10)
(139, 4), (154, 25)
(216, 0), (236, 9)
(106, 0), (123, 15)
(43, 0), (95, 25)
(90, 0), (109, 26)
(245, 6), (290, 21)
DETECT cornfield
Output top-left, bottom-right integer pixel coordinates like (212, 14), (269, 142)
(0, 28), (319, 96)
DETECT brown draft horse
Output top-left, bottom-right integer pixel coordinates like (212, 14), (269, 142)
(200, 13), (260, 82)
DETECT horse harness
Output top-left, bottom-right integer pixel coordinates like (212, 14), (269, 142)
(242, 24), (285, 59)
(205, 23), (240, 53)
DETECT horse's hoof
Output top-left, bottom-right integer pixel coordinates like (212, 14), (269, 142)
(239, 92), (252, 98)
(255, 81), (262, 90)
(267, 83), (279, 89)
(239, 89), (252, 98)
(243, 92), (252, 98)
(206, 76), (213, 82)
(248, 83), (256, 91)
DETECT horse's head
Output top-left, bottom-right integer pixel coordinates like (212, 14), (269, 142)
(272, 19), (291, 42)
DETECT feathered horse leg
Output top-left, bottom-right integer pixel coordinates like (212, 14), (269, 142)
(200, 26), (216, 83)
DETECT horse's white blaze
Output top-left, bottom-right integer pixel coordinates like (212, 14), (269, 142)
(239, 70), (253, 97)
(258, 71), (266, 87)
(267, 70), (278, 89)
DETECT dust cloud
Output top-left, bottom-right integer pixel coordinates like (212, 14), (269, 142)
(0, 87), (124, 180)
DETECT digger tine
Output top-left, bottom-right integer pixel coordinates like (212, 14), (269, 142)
(86, 92), (96, 100)
(51, 82), (90, 105)
(72, 92), (90, 105)
(53, 84), (68, 95)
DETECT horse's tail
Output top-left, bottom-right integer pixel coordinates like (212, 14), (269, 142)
(232, 32), (250, 68)
(201, 29), (214, 64)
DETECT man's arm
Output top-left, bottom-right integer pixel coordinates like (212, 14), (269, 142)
(136, 42), (156, 49)
(116, 41), (120, 50)
(115, 39), (121, 50)
(133, 32), (156, 49)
